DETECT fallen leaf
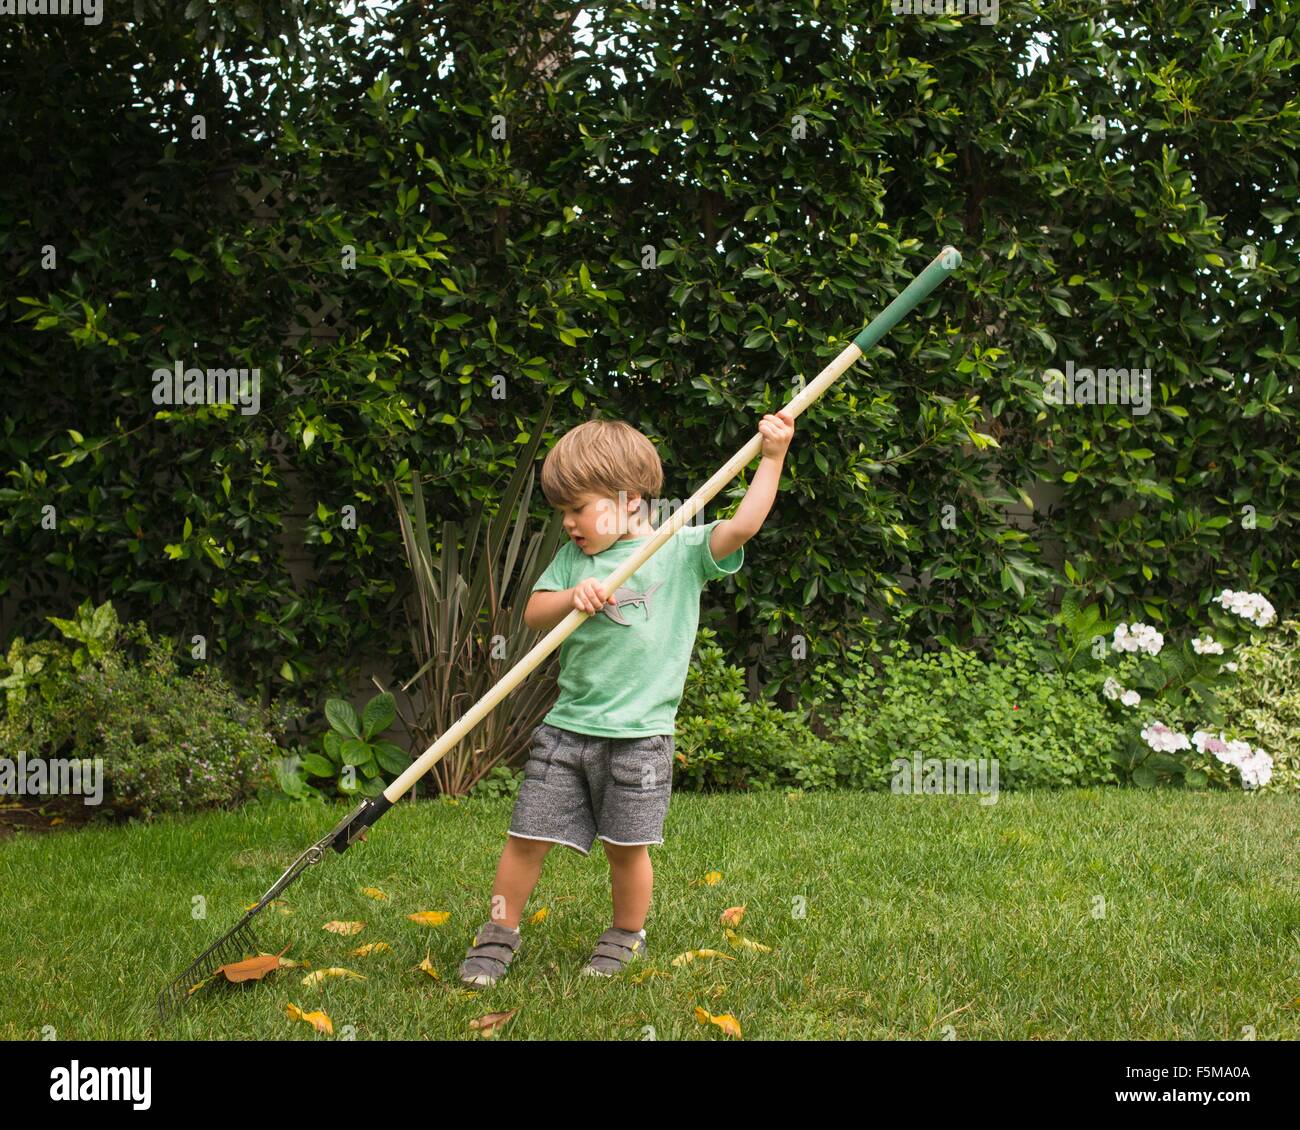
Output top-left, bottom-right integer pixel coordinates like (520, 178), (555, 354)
(187, 974), (217, 996)
(301, 967), (366, 987)
(49, 817), (64, 826)
(703, 871), (722, 886)
(529, 907), (549, 924)
(215, 945), (293, 983)
(245, 899), (292, 914)
(693, 1006), (742, 1039)
(724, 928), (771, 953)
(417, 956), (440, 980)
(469, 1008), (518, 1036)
(629, 969), (670, 984)
(671, 949), (737, 967)
(361, 887), (388, 900)
(720, 905), (746, 927)
(408, 910), (451, 927)
(323, 920), (365, 935)
(353, 942), (391, 957)
(285, 1002), (333, 1035)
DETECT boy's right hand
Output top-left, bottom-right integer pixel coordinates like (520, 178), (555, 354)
(572, 578), (617, 614)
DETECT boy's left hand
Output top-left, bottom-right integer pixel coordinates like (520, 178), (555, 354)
(758, 410), (795, 459)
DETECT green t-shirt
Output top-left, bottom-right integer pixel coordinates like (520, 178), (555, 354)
(530, 519), (744, 738)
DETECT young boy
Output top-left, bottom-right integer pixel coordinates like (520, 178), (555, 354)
(459, 411), (794, 985)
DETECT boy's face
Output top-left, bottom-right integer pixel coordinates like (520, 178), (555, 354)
(561, 491), (649, 554)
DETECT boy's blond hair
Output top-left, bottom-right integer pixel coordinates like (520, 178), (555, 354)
(539, 418), (664, 512)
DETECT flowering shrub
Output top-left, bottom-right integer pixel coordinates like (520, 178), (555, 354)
(1050, 589), (1282, 790)
(0, 601), (300, 819)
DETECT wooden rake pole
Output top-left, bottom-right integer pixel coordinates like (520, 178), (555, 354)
(157, 244), (961, 1019)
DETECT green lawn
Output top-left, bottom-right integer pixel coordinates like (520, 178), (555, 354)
(2, 788), (1297, 1040)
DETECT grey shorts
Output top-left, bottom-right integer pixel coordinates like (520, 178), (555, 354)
(508, 722), (675, 855)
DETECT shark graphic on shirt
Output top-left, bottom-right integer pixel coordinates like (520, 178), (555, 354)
(600, 580), (665, 626)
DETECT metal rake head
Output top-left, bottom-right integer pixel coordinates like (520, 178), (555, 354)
(156, 914), (263, 1023)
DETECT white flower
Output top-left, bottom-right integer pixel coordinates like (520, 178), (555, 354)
(1191, 635), (1223, 655)
(1225, 661), (1238, 672)
(1120, 689), (1141, 707)
(1238, 748), (1273, 789)
(1213, 589), (1276, 628)
(1193, 730), (1233, 761)
(1114, 621), (1163, 655)
(1140, 722), (1191, 752)
(1103, 676), (1123, 700)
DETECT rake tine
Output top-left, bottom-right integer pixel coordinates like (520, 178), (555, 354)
(157, 798), (387, 1021)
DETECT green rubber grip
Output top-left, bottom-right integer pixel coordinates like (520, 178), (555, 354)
(852, 246), (962, 353)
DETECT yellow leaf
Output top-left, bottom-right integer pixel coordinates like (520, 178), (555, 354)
(353, 942), (391, 957)
(361, 887), (388, 900)
(49, 817), (64, 826)
(301, 967), (366, 987)
(322, 920), (365, 935)
(629, 969), (670, 984)
(408, 910), (451, 927)
(724, 928), (772, 953)
(245, 899), (292, 914)
(285, 1002), (334, 1035)
(417, 956), (440, 980)
(694, 1006), (742, 1038)
(720, 905), (746, 927)
(671, 949), (737, 967)
(703, 871), (722, 885)
(529, 907), (549, 924)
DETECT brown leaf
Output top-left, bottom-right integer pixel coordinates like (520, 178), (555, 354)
(720, 905), (746, 927)
(215, 944), (293, 983)
(469, 1008), (518, 1036)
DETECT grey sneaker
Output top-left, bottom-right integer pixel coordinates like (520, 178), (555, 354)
(458, 921), (522, 987)
(581, 927), (646, 977)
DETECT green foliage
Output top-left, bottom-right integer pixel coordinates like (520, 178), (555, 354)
(382, 397), (565, 796)
(0, 603), (298, 819)
(287, 691), (407, 801)
(2, 2), (1297, 717)
(467, 764), (524, 802)
(677, 628), (866, 792)
(828, 640), (1128, 790)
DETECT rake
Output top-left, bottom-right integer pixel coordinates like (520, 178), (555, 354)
(156, 244), (962, 1020)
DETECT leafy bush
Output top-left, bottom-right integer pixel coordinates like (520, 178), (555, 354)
(827, 639), (1127, 791)
(675, 629), (839, 792)
(0, 600), (298, 819)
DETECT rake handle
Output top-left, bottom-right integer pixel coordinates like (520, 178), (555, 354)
(331, 245), (963, 851)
